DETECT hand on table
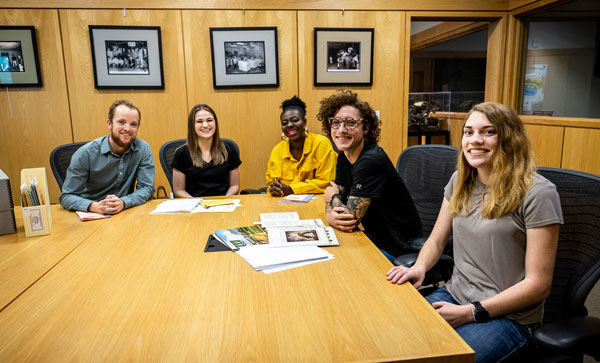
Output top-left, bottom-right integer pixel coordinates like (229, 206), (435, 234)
(268, 178), (293, 197)
(89, 194), (124, 215)
(386, 265), (425, 288)
(326, 206), (357, 232)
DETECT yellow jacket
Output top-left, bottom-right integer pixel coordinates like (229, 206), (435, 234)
(266, 133), (337, 194)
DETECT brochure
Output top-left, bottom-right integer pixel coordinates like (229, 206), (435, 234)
(267, 225), (339, 247)
(214, 225), (268, 250)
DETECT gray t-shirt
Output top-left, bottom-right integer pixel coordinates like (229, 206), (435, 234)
(444, 171), (563, 325)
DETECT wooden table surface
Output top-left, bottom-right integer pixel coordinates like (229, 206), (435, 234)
(0, 195), (473, 362)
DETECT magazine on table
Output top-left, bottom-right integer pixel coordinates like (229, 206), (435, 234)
(213, 225), (268, 250)
(266, 224), (339, 247)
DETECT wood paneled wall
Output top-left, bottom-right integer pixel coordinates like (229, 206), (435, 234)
(298, 10), (407, 162)
(0, 10), (72, 204)
(5, 0), (509, 11)
(443, 112), (600, 175)
(2, 1), (599, 206)
(59, 9), (189, 198)
(182, 10), (298, 191)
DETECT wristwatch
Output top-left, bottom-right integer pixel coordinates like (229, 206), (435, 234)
(329, 193), (342, 205)
(471, 301), (490, 323)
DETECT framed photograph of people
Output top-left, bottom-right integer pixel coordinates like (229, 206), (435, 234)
(314, 28), (374, 86)
(0, 26), (42, 87)
(209, 27), (279, 89)
(88, 25), (164, 89)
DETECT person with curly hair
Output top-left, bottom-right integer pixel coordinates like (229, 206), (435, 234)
(386, 102), (562, 362)
(266, 95), (337, 196)
(319, 90), (421, 262)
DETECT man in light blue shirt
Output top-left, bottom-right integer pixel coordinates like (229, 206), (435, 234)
(60, 100), (154, 214)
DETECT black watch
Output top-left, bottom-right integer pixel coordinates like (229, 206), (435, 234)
(471, 301), (490, 323)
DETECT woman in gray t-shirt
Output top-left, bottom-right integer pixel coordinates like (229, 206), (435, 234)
(386, 102), (562, 363)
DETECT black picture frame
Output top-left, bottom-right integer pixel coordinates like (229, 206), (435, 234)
(0, 26), (42, 87)
(89, 25), (164, 89)
(209, 27), (279, 89)
(314, 27), (374, 86)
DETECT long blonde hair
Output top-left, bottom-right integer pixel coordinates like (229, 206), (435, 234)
(186, 104), (227, 168)
(449, 102), (535, 219)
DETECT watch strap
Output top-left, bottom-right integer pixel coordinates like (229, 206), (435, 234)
(471, 301), (490, 323)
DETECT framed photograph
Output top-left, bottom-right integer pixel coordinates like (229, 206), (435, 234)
(89, 25), (164, 89)
(314, 28), (374, 86)
(0, 26), (42, 87)
(209, 27), (279, 89)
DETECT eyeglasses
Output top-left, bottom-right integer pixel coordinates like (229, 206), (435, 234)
(328, 117), (363, 130)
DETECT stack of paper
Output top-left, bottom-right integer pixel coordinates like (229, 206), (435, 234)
(192, 199), (241, 213)
(281, 194), (314, 205)
(150, 199), (242, 214)
(235, 244), (334, 272)
(259, 212), (302, 228)
(150, 199), (202, 214)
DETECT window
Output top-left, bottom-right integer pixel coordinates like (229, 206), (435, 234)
(522, 0), (600, 118)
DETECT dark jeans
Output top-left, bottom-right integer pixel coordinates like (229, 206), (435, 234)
(426, 286), (532, 363)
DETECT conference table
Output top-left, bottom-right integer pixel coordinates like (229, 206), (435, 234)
(0, 195), (473, 362)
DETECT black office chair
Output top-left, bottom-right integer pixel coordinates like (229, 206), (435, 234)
(158, 138), (186, 192)
(392, 145), (459, 289)
(513, 167), (600, 362)
(49, 141), (89, 189)
(159, 138), (241, 194)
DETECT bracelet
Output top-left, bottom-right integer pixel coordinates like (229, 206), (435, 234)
(330, 194), (341, 205)
(470, 303), (476, 322)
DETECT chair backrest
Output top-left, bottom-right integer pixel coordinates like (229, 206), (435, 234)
(396, 145), (459, 237)
(49, 141), (89, 189)
(159, 139), (186, 191)
(159, 138), (239, 192)
(536, 167), (600, 324)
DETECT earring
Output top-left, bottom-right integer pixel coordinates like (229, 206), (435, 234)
(305, 126), (309, 133)
(281, 132), (288, 141)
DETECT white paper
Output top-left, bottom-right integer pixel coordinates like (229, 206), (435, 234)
(262, 255), (334, 274)
(191, 199), (241, 213)
(235, 244), (331, 270)
(259, 212), (301, 228)
(150, 199), (202, 214)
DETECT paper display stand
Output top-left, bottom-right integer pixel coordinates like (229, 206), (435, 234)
(21, 168), (52, 237)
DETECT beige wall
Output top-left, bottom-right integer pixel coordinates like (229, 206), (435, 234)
(182, 10), (298, 192)
(0, 7), (414, 204)
(1, 1), (598, 206)
(59, 9), (189, 199)
(0, 9), (72, 204)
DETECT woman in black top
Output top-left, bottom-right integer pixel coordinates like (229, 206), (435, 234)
(172, 104), (241, 197)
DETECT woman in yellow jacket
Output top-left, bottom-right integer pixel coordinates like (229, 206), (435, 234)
(266, 96), (337, 196)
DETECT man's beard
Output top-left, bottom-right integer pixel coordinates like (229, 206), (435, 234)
(110, 130), (135, 149)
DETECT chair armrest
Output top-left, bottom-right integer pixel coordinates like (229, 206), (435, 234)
(393, 253), (419, 267)
(406, 236), (454, 255)
(240, 187), (267, 195)
(533, 316), (600, 360)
